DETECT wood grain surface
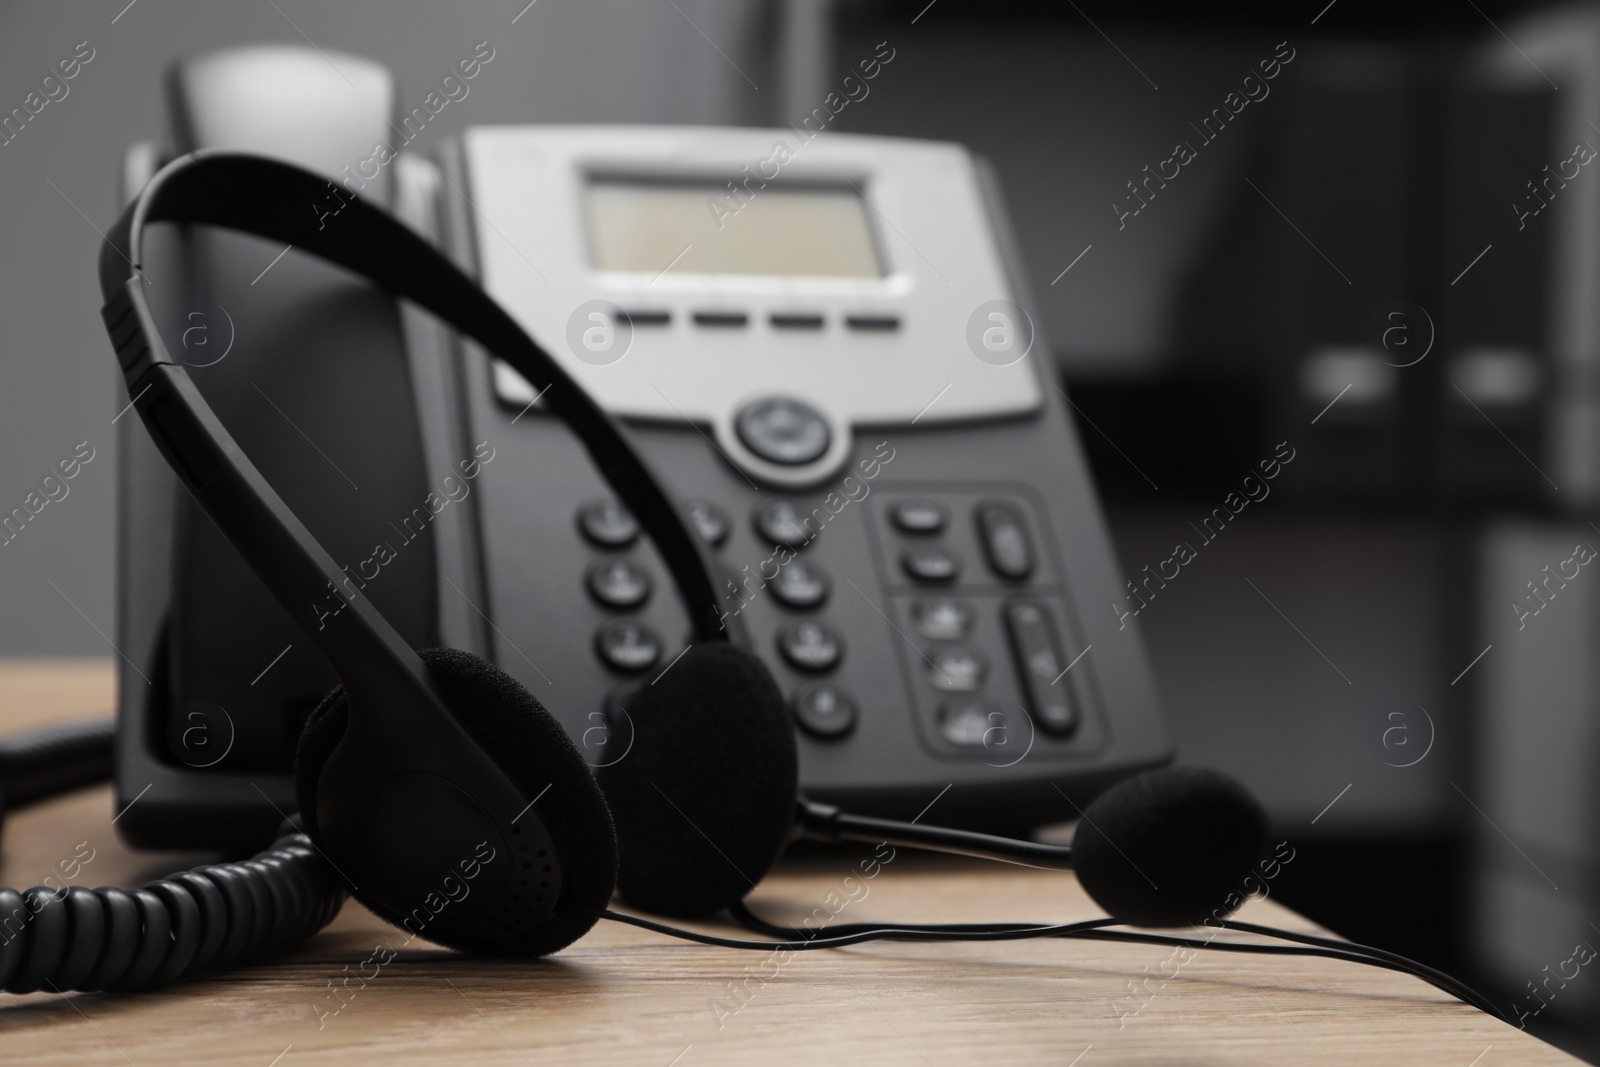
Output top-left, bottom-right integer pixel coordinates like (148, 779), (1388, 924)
(0, 660), (1573, 1066)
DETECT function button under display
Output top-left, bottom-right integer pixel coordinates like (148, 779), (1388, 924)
(594, 621), (662, 673)
(890, 499), (946, 535)
(771, 560), (829, 609)
(619, 309), (671, 326)
(1002, 600), (1078, 736)
(585, 559), (652, 609)
(770, 311), (825, 329)
(755, 500), (816, 548)
(912, 598), (973, 640)
(901, 547), (961, 584)
(778, 620), (843, 672)
(927, 647), (987, 692)
(977, 503), (1035, 581)
(736, 397), (832, 466)
(577, 498), (639, 548)
(686, 500), (730, 547)
(844, 313), (900, 331)
(692, 310), (749, 327)
(792, 685), (858, 739)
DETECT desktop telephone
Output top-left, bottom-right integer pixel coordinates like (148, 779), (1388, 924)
(111, 45), (1169, 852)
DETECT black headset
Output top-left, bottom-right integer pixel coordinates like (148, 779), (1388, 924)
(0, 151), (1498, 1020)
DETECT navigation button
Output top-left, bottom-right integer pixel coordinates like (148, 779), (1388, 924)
(736, 397), (831, 466)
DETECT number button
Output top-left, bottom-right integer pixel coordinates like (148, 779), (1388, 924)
(595, 622), (661, 673)
(778, 620), (843, 672)
(577, 498), (639, 548)
(792, 685), (858, 739)
(585, 559), (652, 609)
(771, 560), (829, 609)
(755, 500), (815, 549)
(687, 500), (730, 547)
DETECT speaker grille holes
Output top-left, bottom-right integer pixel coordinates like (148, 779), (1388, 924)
(537, 849), (547, 857)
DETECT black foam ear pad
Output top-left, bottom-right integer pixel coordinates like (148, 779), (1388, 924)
(295, 647), (618, 956)
(595, 643), (796, 918)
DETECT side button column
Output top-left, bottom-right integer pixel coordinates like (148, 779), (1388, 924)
(1002, 600), (1079, 737)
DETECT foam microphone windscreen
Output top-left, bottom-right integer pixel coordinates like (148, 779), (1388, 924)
(595, 643), (798, 918)
(1072, 766), (1267, 927)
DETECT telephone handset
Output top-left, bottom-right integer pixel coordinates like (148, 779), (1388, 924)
(113, 45), (1169, 852)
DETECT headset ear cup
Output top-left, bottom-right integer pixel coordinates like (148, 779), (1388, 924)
(294, 686), (349, 832)
(295, 648), (619, 957)
(597, 643), (797, 918)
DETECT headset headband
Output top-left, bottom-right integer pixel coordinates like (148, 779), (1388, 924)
(99, 151), (726, 722)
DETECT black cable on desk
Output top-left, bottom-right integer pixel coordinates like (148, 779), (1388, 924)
(0, 718), (114, 810)
(0, 718), (346, 993)
(720, 900), (1504, 1021)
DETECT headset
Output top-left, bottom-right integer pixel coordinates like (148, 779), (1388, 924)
(0, 150), (1498, 1020)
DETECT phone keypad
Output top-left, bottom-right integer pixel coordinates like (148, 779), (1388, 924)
(571, 488), (1094, 757)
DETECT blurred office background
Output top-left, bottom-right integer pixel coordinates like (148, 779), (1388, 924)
(1, 0), (1597, 1058)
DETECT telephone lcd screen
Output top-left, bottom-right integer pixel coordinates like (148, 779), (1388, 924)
(584, 179), (883, 277)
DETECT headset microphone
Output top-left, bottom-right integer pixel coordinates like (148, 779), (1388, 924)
(596, 643), (1268, 928)
(795, 766), (1268, 929)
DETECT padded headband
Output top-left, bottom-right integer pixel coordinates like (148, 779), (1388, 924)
(99, 151), (727, 719)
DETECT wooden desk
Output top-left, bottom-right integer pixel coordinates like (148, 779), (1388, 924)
(0, 661), (1573, 1066)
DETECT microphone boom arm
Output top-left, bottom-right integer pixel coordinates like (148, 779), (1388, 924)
(795, 799), (1075, 871)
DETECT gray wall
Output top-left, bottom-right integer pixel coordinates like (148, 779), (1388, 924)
(0, 0), (765, 655)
